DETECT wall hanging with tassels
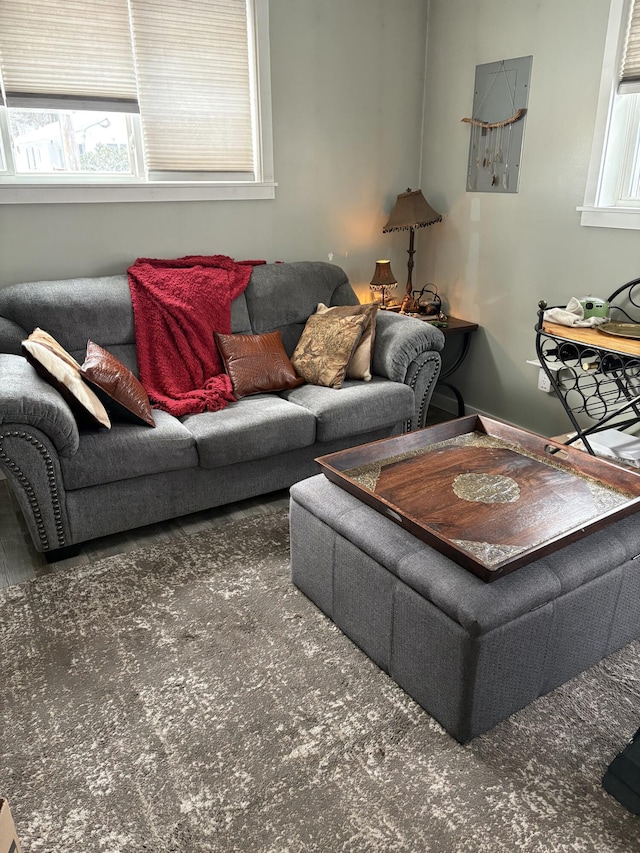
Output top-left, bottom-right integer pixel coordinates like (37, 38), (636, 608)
(463, 56), (532, 194)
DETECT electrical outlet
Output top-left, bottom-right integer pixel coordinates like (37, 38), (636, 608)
(527, 358), (557, 394)
(537, 368), (552, 393)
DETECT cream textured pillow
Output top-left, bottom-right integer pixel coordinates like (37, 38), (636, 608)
(22, 328), (111, 429)
(290, 313), (368, 389)
(315, 302), (378, 381)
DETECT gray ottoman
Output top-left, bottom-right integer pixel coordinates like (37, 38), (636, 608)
(289, 474), (640, 743)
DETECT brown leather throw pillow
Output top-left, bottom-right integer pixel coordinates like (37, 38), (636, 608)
(80, 341), (155, 427)
(214, 330), (304, 398)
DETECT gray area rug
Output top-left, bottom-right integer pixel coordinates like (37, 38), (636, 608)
(1, 508), (639, 852)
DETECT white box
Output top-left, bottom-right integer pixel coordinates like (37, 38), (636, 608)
(0, 799), (22, 853)
(588, 429), (640, 466)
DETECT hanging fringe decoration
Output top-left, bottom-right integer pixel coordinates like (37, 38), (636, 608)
(461, 108), (526, 129)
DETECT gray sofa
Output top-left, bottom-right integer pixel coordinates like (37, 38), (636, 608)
(0, 261), (444, 557)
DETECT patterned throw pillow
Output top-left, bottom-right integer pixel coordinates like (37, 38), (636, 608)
(214, 330), (304, 398)
(21, 328), (111, 429)
(80, 341), (155, 427)
(290, 313), (368, 389)
(315, 302), (378, 381)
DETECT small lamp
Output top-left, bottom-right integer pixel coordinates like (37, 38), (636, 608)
(369, 259), (397, 307)
(383, 188), (442, 312)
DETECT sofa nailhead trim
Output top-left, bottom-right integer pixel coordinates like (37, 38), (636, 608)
(404, 352), (440, 432)
(0, 430), (66, 550)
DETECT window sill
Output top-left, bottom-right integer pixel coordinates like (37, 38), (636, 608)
(0, 181), (277, 204)
(578, 205), (640, 230)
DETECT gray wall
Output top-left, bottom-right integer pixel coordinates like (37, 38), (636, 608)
(419, 0), (640, 436)
(4, 0), (633, 440)
(0, 0), (428, 300)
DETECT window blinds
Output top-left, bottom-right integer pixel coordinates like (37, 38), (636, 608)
(129, 0), (254, 177)
(0, 0), (256, 178)
(620, 0), (640, 93)
(0, 0), (138, 110)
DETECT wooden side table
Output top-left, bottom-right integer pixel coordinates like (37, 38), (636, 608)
(415, 315), (479, 416)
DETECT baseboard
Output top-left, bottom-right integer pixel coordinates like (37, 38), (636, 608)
(431, 389), (485, 418)
(430, 392), (527, 434)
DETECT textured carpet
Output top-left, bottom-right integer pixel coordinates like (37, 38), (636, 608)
(1, 508), (639, 853)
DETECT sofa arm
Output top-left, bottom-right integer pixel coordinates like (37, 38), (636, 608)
(0, 423), (71, 553)
(0, 354), (80, 457)
(372, 311), (445, 381)
(372, 312), (445, 431)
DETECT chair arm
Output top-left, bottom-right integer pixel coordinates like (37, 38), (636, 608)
(372, 311), (445, 382)
(0, 354), (80, 457)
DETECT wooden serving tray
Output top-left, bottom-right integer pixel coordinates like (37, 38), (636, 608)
(316, 415), (640, 582)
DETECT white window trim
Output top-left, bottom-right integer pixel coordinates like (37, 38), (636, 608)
(578, 0), (640, 228)
(0, 181), (278, 204)
(0, 0), (276, 205)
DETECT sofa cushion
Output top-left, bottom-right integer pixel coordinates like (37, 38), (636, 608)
(0, 273), (136, 358)
(80, 341), (155, 427)
(280, 376), (415, 442)
(230, 291), (253, 335)
(181, 394), (316, 468)
(59, 409), (197, 489)
(315, 302), (378, 381)
(241, 261), (360, 355)
(214, 330), (303, 398)
(291, 313), (368, 389)
(22, 329), (111, 429)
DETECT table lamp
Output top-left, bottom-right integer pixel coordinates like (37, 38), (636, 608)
(369, 259), (397, 307)
(383, 188), (442, 312)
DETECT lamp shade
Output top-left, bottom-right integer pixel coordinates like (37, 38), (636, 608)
(369, 259), (397, 287)
(383, 188), (442, 233)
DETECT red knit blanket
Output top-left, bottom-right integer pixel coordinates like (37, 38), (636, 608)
(127, 255), (263, 416)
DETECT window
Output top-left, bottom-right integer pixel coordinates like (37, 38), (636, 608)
(580, 0), (640, 228)
(0, 0), (275, 203)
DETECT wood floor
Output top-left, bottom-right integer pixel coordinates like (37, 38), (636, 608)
(0, 405), (453, 590)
